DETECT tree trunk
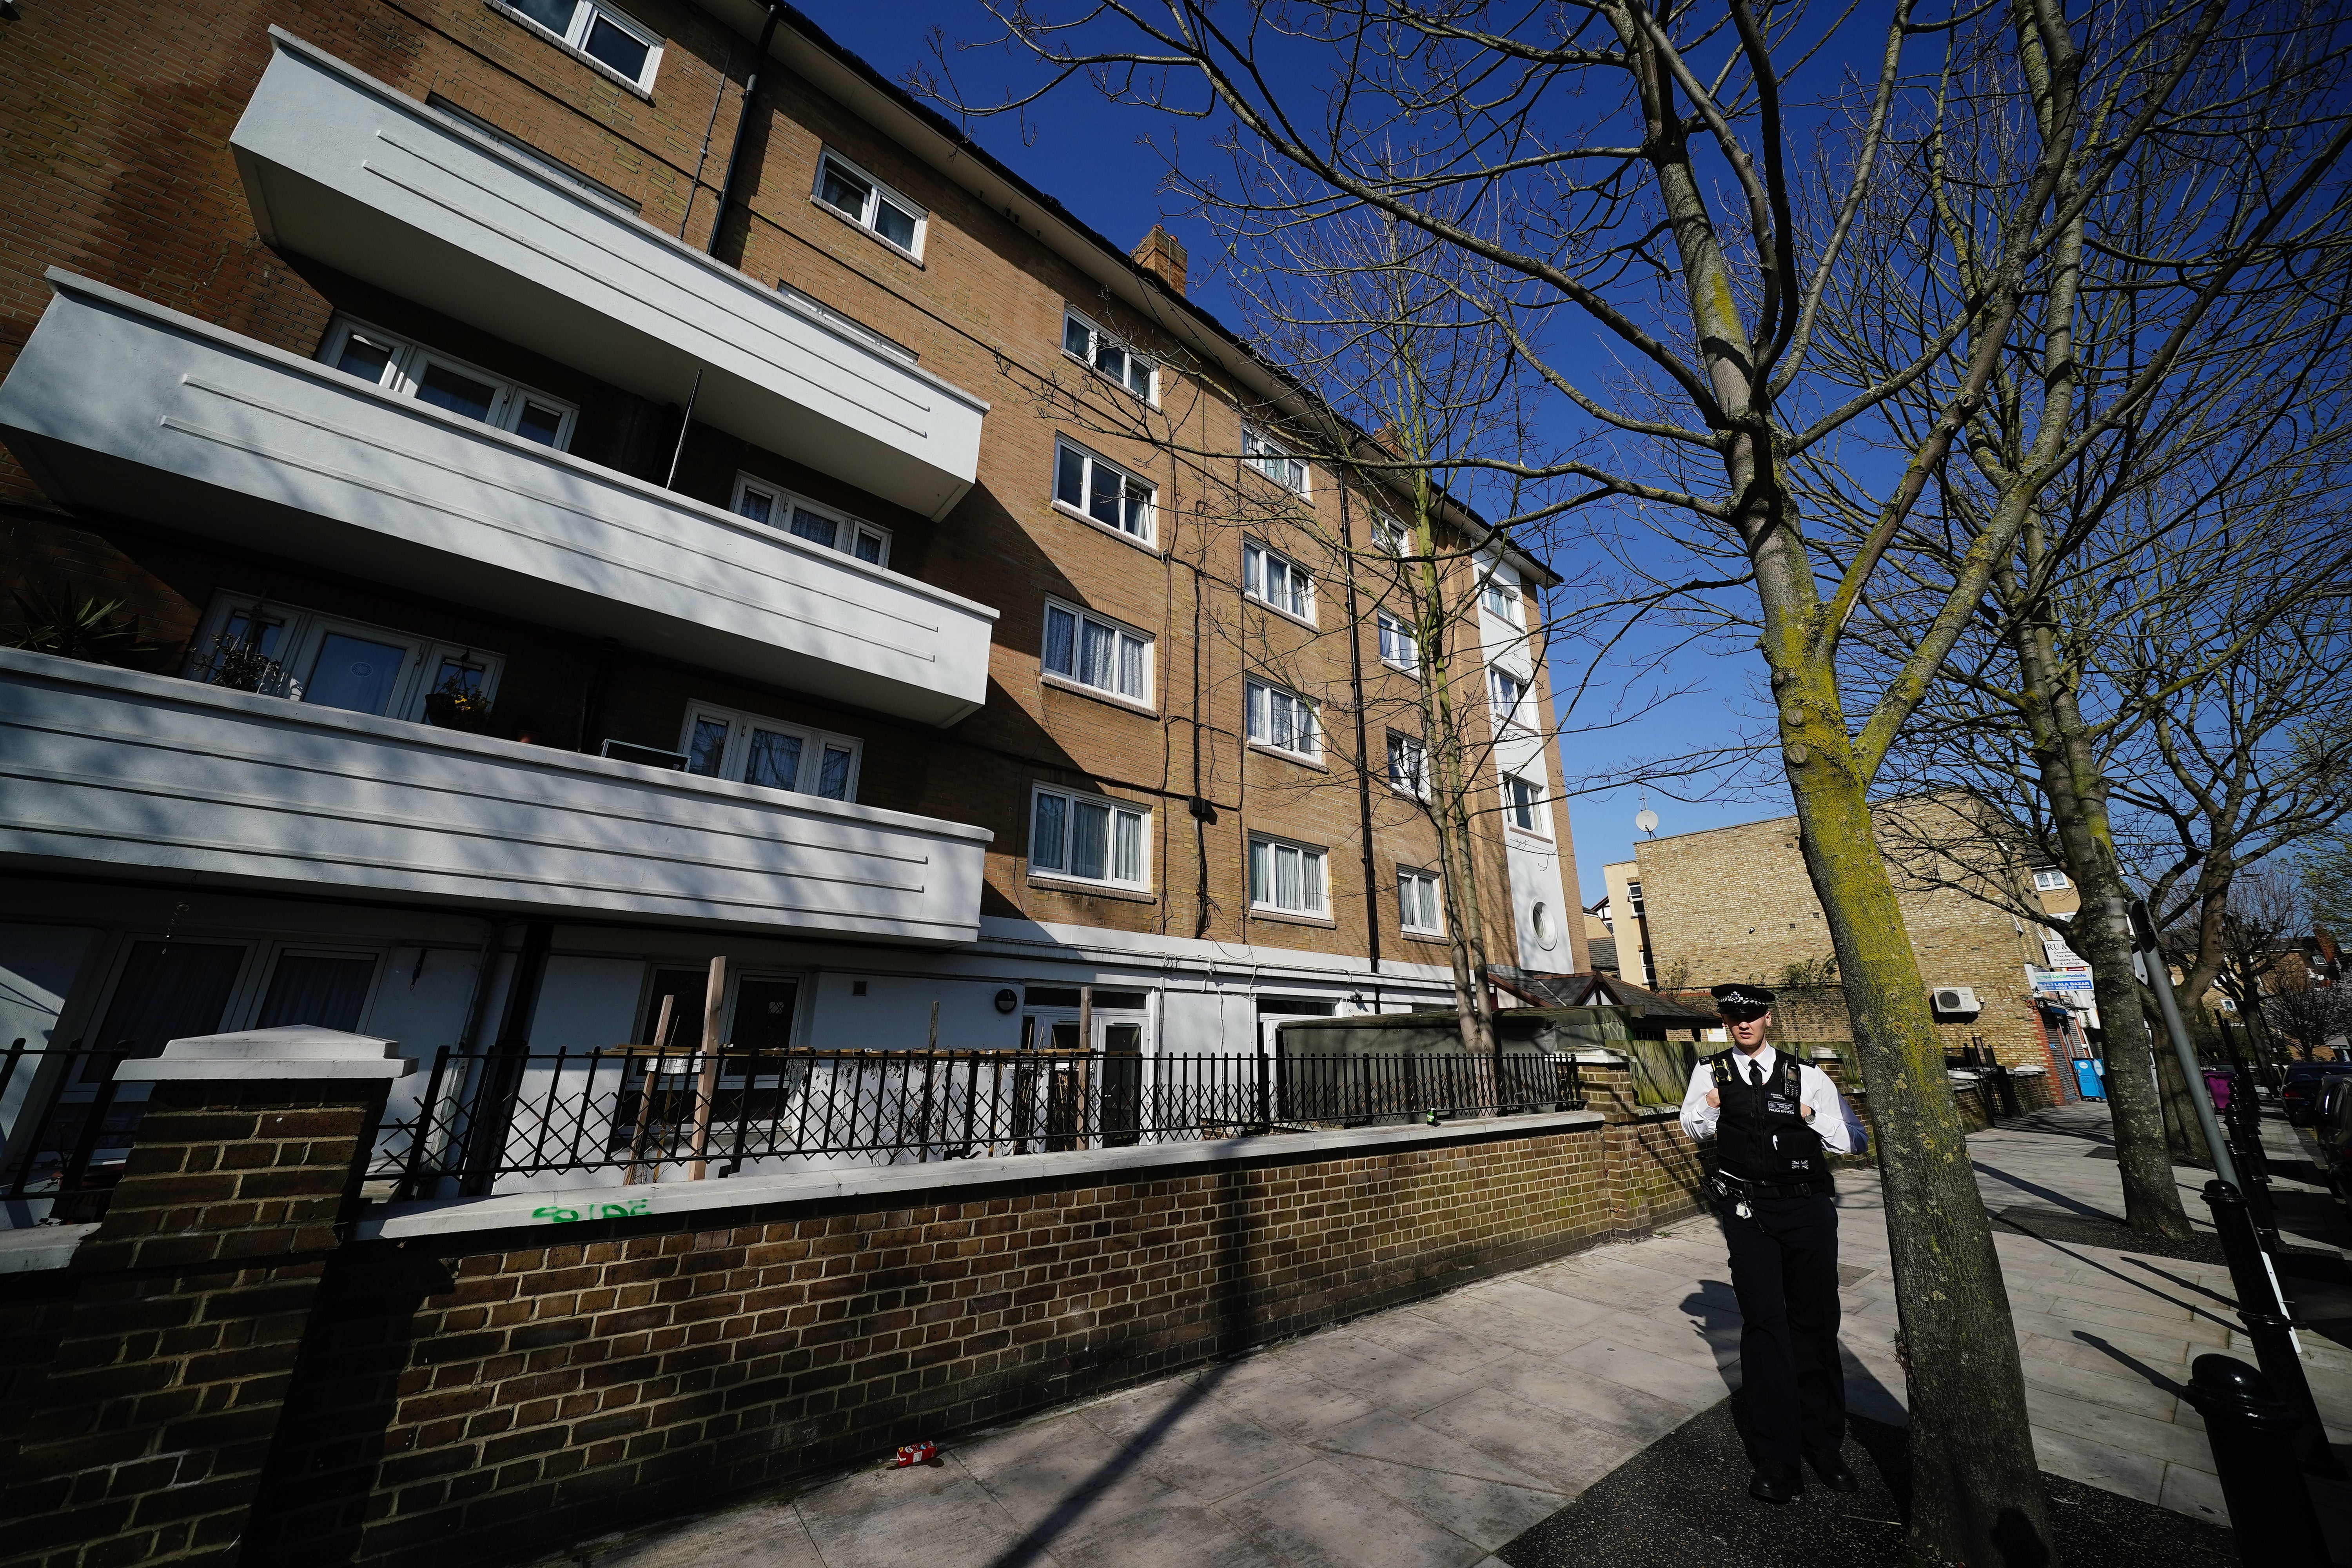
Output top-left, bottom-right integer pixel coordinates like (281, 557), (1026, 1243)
(2146, 1021), (2211, 1167)
(1780, 698), (2053, 1563)
(2009, 614), (2194, 1240)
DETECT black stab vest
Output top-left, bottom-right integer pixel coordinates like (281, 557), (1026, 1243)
(1710, 1049), (1828, 1185)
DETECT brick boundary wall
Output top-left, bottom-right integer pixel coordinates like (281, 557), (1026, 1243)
(2, 1078), (1711, 1568)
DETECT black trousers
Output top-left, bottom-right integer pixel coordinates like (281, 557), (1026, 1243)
(1716, 1189), (1844, 1467)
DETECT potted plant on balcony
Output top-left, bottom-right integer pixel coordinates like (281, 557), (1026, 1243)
(424, 666), (495, 733)
(8, 583), (161, 668)
(201, 632), (298, 697)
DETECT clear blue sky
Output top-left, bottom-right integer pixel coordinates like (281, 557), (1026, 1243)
(808, 4), (1795, 900)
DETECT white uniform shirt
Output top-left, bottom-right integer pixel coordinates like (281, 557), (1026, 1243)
(1679, 1045), (1862, 1155)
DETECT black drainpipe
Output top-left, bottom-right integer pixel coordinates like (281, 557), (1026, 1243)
(1337, 476), (1381, 977)
(704, 2), (786, 260)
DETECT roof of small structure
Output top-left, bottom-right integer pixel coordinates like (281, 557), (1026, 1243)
(1489, 968), (1718, 1024)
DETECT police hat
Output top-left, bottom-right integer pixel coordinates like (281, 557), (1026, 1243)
(1710, 982), (1777, 1016)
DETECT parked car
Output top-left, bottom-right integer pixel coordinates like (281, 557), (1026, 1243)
(2282, 1063), (2352, 1125)
(2316, 1078), (2352, 1204)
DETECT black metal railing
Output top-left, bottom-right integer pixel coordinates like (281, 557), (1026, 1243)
(372, 1047), (1587, 1200)
(0, 1038), (146, 1224)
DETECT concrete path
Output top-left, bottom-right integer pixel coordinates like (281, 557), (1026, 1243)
(558, 1112), (2347, 1568)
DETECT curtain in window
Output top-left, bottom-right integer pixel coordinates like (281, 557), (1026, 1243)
(1248, 838), (1270, 905)
(257, 953), (378, 1033)
(1044, 605), (1076, 675)
(1081, 619), (1115, 689)
(1032, 791), (1067, 870)
(817, 745), (853, 800)
(88, 941), (245, 1062)
(1070, 800), (1109, 880)
(736, 488), (775, 525)
(1112, 809), (1142, 883)
(744, 728), (803, 790)
(1118, 632), (1144, 698)
(789, 507), (839, 550)
(1302, 848), (1325, 911)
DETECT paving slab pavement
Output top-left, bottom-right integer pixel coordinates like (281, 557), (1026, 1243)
(555, 1109), (2346, 1568)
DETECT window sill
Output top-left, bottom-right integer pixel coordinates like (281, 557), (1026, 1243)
(1386, 781), (1430, 802)
(485, 1), (657, 101)
(1040, 671), (1158, 718)
(1027, 873), (1158, 905)
(1249, 906), (1337, 929)
(1398, 928), (1448, 945)
(1247, 741), (1327, 773)
(1506, 827), (1554, 847)
(1480, 606), (1526, 633)
(1245, 594), (1318, 633)
(809, 194), (927, 268)
(1377, 657), (1421, 678)
(1051, 498), (1160, 557)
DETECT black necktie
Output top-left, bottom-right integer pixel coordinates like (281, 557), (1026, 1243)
(1748, 1061), (1763, 1088)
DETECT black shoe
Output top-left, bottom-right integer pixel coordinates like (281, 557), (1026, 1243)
(1804, 1446), (1859, 1492)
(1748, 1464), (1804, 1503)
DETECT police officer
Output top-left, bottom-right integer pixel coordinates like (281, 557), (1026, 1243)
(1679, 982), (1864, 1503)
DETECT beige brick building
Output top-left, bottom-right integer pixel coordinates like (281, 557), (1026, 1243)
(1618, 798), (2072, 1076)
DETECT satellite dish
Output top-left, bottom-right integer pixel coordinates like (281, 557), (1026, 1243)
(1635, 808), (1659, 837)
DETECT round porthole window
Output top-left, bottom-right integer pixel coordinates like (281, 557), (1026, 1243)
(1533, 902), (1557, 950)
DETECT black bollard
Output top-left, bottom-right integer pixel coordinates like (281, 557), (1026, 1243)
(2205, 1180), (2343, 1477)
(2184, 1355), (2331, 1567)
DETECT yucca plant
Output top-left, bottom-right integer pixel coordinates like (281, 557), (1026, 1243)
(8, 583), (160, 666)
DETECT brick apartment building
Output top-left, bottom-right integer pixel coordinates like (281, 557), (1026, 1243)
(0, 1), (1583, 1175)
(1606, 797), (2080, 1076)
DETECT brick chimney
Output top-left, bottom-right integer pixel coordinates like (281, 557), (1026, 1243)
(1131, 224), (1187, 296)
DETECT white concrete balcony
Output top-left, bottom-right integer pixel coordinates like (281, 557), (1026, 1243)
(0, 274), (995, 728)
(0, 651), (991, 944)
(229, 29), (985, 521)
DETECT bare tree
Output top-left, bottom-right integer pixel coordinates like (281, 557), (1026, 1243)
(2209, 864), (2309, 1078)
(921, 5), (2352, 1557)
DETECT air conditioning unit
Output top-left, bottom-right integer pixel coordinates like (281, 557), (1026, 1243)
(1931, 986), (1981, 1015)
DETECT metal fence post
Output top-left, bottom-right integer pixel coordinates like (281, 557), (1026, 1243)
(2206, 1179), (2342, 1477)
(2183, 1354), (2330, 1566)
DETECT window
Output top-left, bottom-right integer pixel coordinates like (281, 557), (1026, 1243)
(1249, 835), (1328, 916)
(1481, 568), (1523, 625)
(2033, 868), (2071, 891)
(1054, 440), (1155, 543)
(1505, 773), (1546, 834)
(731, 475), (889, 567)
(1042, 600), (1152, 704)
(779, 282), (916, 363)
(1241, 542), (1313, 622)
(1627, 880), (1645, 916)
(319, 317), (576, 451)
(257, 950), (381, 1033)
(1399, 869), (1443, 935)
(1246, 679), (1319, 760)
(813, 150), (924, 257)
(428, 94), (641, 212)
(1030, 784), (1149, 889)
(679, 702), (860, 801)
(1062, 311), (1154, 402)
(1368, 512), (1403, 555)
(1489, 666), (1530, 730)
(185, 593), (503, 724)
(1242, 426), (1311, 497)
(497, 0), (662, 91)
(1386, 732), (1427, 796)
(1376, 609), (1418, 673)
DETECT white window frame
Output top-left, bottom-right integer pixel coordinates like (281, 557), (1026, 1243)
(1062, 310), (1156, 404)
(1028, 783), (1151, 891)
(730, 474), (891, 568)
(1241, 541), (1315, 624)
(490, 0), (663, 94)
(2033, 868), (2071, 891)
(183, 592), (504, 724)
(813, 149), (926, 260)
(1248, 833), (1329, 917)
(1376, 608), (1418, 674)
(678, 701), (862, 802)
(779, 282), (917, 363)
(1503, 771), (1548, 836)
(1385, 731), (1428, 798)
(1398, 868), (1444, 936)
(1053, 439), (1157, 546)
(1480, 566), (1524, 627)
(318, 316), (577, 452)
(1245, 678), (1320, 762)
(1041, 598), (1154, 707)
(1241, 425), (1312, 498)
(1489, 665), (1531, 731)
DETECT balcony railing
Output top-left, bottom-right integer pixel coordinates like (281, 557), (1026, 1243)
(0, 275), (996, 726)
(372, 1046), (1588, 1200)
(232, 29), (987, 521)
(0, 649), (991, 942)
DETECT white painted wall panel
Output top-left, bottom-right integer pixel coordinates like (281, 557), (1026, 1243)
(0, 652), (991, 945)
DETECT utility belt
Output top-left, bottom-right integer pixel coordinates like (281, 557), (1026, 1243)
(1709, 1168), (1832, 1205)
